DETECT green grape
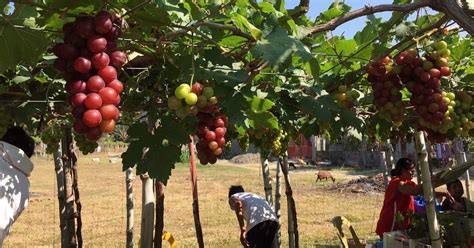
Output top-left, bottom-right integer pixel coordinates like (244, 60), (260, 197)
(74, 134), (98, 155)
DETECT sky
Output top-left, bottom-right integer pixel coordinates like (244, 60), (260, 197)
(284, 0), (395, 37)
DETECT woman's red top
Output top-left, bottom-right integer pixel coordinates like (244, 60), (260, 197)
(376, 177), (417, 237)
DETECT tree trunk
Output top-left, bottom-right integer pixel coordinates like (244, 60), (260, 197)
(415, 131), (441, 248)
(61, 128), (77, 248)
(274, 159), (282, 248)
(69, 133), (82, 248)
(260, 153), (273, 206)
(189, 136), (205, 248)
(280, 154), (299, 248)
(454, 139), (471, 200)
(140, 174), (155, 248)
(53, 142), (67, 248)
(430, 0), (474, 36)
(154, 181), (165, 248)
(126, 168), (134, 248)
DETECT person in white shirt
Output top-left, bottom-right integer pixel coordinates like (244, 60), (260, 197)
(228, 185), (279, 248)
(0, 126), (35, 246)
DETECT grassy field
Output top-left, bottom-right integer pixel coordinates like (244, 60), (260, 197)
(3, 152), (388, 247)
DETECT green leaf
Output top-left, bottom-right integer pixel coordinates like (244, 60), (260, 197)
(354, 23), (377, 45)
(253, 27), (312, 69)
(127, 122), (151, 142)
(142, 144), (180, 184)
(304, 58), (320, 79)
(182, 0), (205, 20)
(0, 25), (48, 72)
(231, 13), (262, 40)
(245, 111), (279, 130)
(122, 141), (145, 170)
(250, 96), (274, 112)
(218, 35), (247, 47)
(155, 116), (189, 146)
(298, 96), (332, 123)
(451, 39), (471, 61)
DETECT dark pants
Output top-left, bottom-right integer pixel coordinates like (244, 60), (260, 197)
(246, 220), (279, 248)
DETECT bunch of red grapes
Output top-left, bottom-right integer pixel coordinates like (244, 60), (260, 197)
(367, 56), (406, 126)
(195, 113), (228, 165)
(395, 45), (452, 142)
(52, 10), (127, 141)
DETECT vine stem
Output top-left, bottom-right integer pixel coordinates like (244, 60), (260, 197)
(190, 31), (195, 87)
(120, 0), (151, 18)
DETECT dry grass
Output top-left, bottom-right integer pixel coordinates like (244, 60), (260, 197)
(3, 153), (388, 247)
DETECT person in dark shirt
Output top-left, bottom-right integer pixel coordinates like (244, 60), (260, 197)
(442, 179), (474, 212)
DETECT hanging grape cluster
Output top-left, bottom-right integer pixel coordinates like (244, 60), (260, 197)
(366, 39), (473, 143)
(168, 82), (228, 165)
(260, 129), (288, 157)
(367, 56), (407, 126)
(195, 112), (229, 165)
(52, 10), (127, 142)
(334, 85), (359, 108)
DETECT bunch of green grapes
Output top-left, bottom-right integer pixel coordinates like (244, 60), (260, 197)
(74, 133), (98, 155)
(271, 129), (288, 157)
(449, 91), (473, 137)
(40, 126), (63, 154)
(237, 133), (249, 152)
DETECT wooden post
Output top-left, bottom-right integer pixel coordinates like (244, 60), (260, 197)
(53, 142), (67, 248)
(69, 136), (82, 248)
(260, 153), (273, 206)
(154, 181), (165, 248)
(140, 174), (154, 248)
(380, 151), (389, 188)
(280, 154), (299, 248)
(189, 136), (204, 248)
(385, 143), (395, 171)
(274, 159), (282, 248)
(61, 128), (77, 248)
(415, 132), (441, 248)
(125, 168), (134, 248)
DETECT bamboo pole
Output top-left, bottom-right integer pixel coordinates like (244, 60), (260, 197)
(380, 151), (389, 188)
(280, 154), (299, 248)
(61, 128), (77, 248)
(126, 168), (134, 248)
(140, 174), (155, 248)
(415, 131), (441, 248)
(260, 153), (273, 206)
(141, 119), (155, 248)
(274, 159), (282, 248)
(154, 181), (165, 248)
(53, 142), (67, 247)
(189, 136), (204, 248)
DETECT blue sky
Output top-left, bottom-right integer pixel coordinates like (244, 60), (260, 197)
(285, 0), (394, 37)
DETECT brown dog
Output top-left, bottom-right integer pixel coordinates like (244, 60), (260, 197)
(316, 171), (335, 183)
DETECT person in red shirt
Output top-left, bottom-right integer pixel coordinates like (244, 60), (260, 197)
(375, 158), (447, 238)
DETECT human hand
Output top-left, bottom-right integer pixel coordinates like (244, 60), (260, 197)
(240, 231), (249, 248)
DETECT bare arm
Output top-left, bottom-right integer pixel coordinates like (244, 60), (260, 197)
(398, 181), (449, 199)
(229, 197), (249, 247)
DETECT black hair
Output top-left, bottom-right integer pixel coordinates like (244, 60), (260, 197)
(228, 185), (244, 198)
(390, 158), (415, 177)
(446, 179), (462, 189)
(1, 126), (35, 158)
